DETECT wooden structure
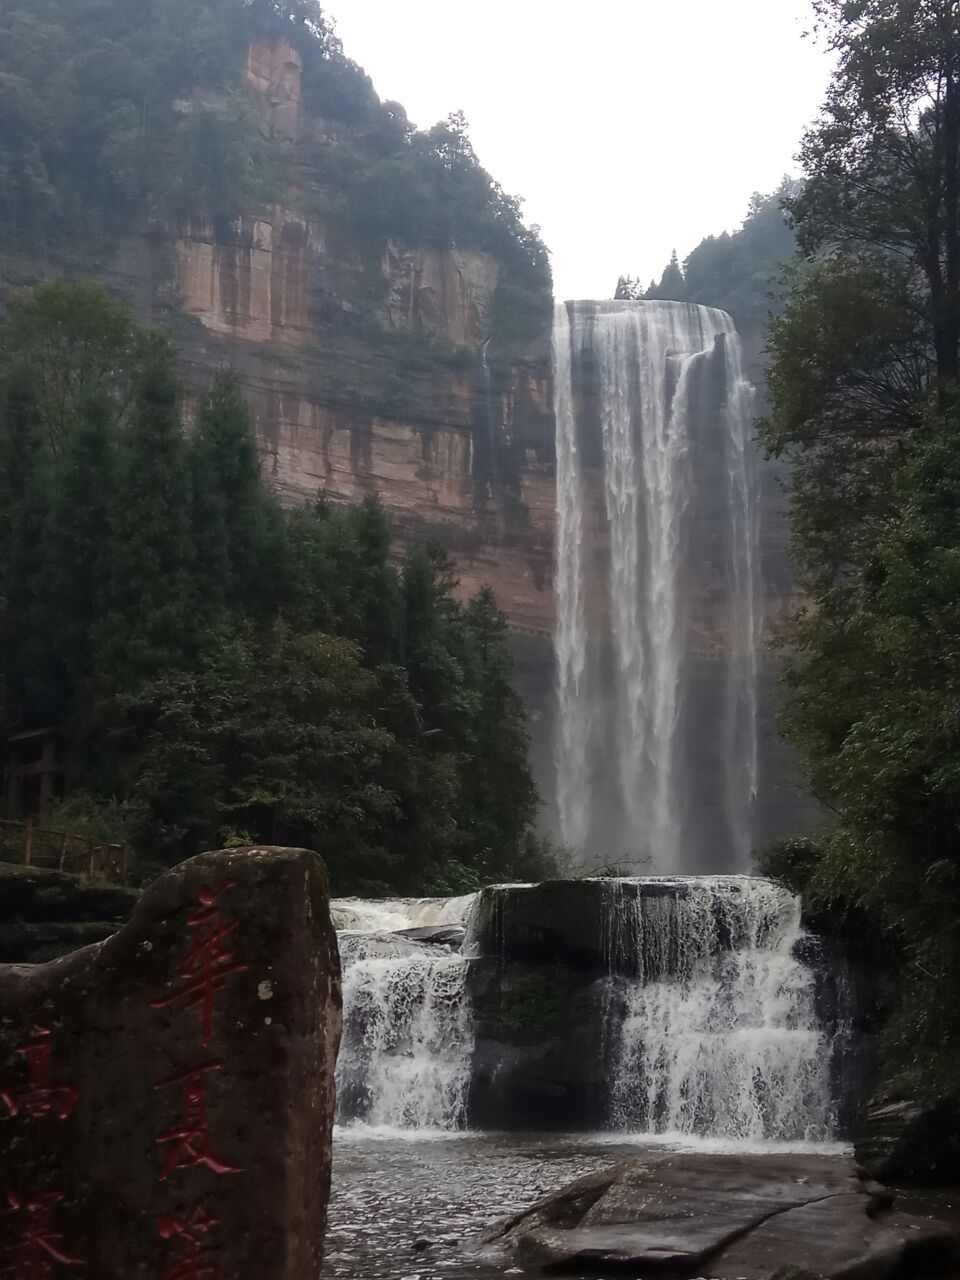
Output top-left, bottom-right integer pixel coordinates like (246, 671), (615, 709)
(0, 819), (128, 884)
(3, 728), (64, 820)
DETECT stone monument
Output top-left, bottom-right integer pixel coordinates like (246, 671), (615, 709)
(0, 846), (341, 1279)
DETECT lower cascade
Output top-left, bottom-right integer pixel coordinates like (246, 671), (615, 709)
(333, 879), (846, 1142)
(604, 877), (836, 1142)
(334, 897), (477, 1132)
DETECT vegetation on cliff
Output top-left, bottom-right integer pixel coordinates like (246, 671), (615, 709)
(615, 182), (798, 333)
(760, 0), (960, 1101)
(0, 281), (552, 895)
(0, 0), (550, 337)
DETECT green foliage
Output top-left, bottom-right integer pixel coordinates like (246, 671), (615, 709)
(0, 281), (551, 896)
(776, 417), (960, 1094)
(493, 963), (584, 1040)
(755, 836), (823, 901)
(0, 0), (550, 308)
(796, 0), (960, 386)
(763, 3), (960, 1101)
(624, 184), (798, 332)
(645, 249), (685, 302)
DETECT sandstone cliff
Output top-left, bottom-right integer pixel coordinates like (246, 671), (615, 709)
(0, 36), (557, 634)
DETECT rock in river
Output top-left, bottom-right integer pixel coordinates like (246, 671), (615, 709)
(480, 1153), (960, 1278)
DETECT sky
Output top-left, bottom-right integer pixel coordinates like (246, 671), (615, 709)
(328, 0), (834, 301)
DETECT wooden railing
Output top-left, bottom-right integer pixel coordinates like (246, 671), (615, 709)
(0, 819), (128, 884)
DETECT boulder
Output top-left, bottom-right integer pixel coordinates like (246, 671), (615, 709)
(856, 1094), (960, 1186)
(470, 879), (691, 974)
(394, 924), (465, 948)
(480, 1153), (959, 1279)
(468, 957), (608, 1129)
(0, 846), (341, 1279)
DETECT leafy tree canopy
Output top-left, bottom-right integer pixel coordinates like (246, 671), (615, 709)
(0, 281), (553, 896)
(760, 1), (960, 1100)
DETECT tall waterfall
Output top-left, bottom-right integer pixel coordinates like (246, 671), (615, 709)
(553, 300), (760, 872)
(604, 877), (836, 1142)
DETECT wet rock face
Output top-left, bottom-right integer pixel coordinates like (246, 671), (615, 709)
(0, 846), (341, 1279)
(480, 1154), (960, 1279)
(0, 864), (138, 964)
(856, 1095), (960, 1187)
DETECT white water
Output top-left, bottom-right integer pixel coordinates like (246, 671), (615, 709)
(605, 877), (835, 1142)
(334, 880), (837, 1144)
(553, 304), (590, 851)
(334, 896), (477, 1133)
(553, 300), (760, 871)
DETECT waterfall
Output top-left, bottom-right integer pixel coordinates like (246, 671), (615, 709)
(604, 877), (835, 1142)
(553, 304), (590, 850)
(334, 896), (477, 1133)
(553, 300), (760, 872)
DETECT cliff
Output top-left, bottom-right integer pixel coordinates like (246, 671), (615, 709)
(0, 30), (557, 633)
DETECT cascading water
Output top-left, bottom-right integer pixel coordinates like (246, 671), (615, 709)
(603, 877), (836, 1142)
(334, 896), (477, 1133)
(553, 300), (760, 872)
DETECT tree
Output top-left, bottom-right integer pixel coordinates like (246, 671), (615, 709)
(0, 280), (553, 897)
(795, 0), (960, 390)
(646, 249), (685, 302)
(461, 587), (538, 878)
(189, 372), (275, 620)
(0, 368), (55, 727)
(614, 275), (643, 300)
(1, 280), (140, 454)
(776, 411), (960, 1094)
(762, 2), (960, 1102)
(94, 336), (197, 693)
(762, 254), (930, 592)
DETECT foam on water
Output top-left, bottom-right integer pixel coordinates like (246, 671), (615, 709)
(604, 877), (836, 1142)
(335, 894), (476, 1132)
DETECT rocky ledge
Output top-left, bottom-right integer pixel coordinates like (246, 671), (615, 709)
(479, 1153), (959, 1278)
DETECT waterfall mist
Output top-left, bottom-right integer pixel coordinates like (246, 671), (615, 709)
(553, 300), (760, 873)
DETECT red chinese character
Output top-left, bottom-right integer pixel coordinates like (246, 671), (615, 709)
(1, 1028), (79, 1121)
(150, 884), (249, 1046)
(2, 1192), (84, 1280)
(154, 1063), (243, 1183)
(158, 1201), (222, 1280)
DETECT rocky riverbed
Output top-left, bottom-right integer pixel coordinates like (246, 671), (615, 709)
(325, 1133), (893, 1280)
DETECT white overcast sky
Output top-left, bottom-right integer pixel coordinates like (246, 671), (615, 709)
(328, 0), (833, 301)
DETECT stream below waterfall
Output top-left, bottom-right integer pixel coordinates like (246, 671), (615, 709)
(326, 1132), (851, 1280)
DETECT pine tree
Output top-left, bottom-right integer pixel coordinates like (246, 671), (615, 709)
(47, 389), (116, 698)
(0, 366), (55, 727)
(647, 250), (685, 302)
(96, 337), (196, 689)
(189, 372), (272, 622)
(462, 586), (538, 875)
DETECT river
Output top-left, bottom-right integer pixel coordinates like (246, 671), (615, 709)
(326, 1130), (851, 1280)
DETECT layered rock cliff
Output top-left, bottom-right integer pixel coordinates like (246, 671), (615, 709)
(0, 35), (557, 633)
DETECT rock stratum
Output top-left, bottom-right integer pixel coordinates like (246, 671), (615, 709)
(480, 1154), (960, 1279)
